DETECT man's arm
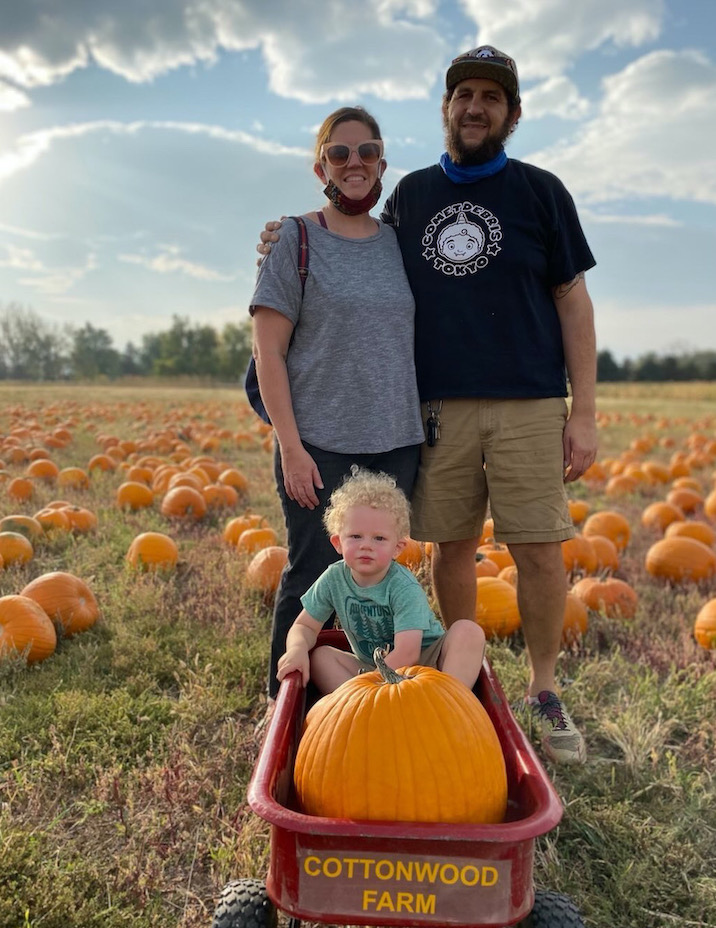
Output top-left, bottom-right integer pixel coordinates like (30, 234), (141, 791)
(553, 273), (598, 483)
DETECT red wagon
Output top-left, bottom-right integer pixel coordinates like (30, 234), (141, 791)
(213, 631), (585, 928)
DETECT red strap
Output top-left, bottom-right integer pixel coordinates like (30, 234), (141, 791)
(292, 216), (309, 295)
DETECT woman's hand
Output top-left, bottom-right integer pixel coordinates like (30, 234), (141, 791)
(280, 444), (323, 509)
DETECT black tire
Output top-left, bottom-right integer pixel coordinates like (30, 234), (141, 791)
(212, 878), (278, 928)
(518, 889), (585, 928)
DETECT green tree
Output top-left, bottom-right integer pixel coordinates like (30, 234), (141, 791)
(0, 303), (68, 379)
(217, 320), (253, 381)
(70, 323), (121, 379)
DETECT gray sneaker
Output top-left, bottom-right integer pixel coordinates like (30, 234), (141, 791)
(526, 691), (586, 765)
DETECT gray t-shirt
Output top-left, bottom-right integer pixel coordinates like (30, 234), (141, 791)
(250, 218), (424, 454)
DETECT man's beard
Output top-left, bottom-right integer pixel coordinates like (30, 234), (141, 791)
(444, 115), (513, 165)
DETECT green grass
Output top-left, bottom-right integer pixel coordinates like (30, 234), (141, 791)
(0, 382), (715, 927)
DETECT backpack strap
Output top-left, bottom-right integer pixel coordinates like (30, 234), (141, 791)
(292, 216), (309, 296)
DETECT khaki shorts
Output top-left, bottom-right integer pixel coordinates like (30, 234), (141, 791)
(356, 635), (446, 673)
(410, 398), (575, 545)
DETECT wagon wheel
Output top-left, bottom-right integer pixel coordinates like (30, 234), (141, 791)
(516, 889), (585, 927)
(212, 878), (279, 928)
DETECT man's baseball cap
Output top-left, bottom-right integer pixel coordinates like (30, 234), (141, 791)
(445, 46), (520, 104)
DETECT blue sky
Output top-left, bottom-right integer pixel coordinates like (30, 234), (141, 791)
(0, 0), (714, 361)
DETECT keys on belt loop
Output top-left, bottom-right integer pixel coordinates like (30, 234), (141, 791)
(426, 400), (443, 447)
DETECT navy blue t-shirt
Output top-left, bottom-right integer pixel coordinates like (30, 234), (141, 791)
(381, 160), (596, 401)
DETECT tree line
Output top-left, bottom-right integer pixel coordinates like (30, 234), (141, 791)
(0, 303), (714, 382)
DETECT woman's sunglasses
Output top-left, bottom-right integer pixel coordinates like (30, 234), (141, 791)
(320, 140), (384, 167)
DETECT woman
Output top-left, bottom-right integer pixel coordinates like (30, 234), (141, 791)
(250, 106), (424, 707)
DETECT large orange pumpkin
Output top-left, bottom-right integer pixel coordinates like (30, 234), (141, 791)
(116, 481), (155, 510)
(664, 520), (716, 548)
(395, 538), (424, 571)
(245, 546), (288, 594)
(0, 531), (34, 565)
(562, 593), (588, 645)
(294, 652), (507, 824)
(640, 501), (685, 533)
(571, 577), (638, 619)
(0, 515), (44, 542)
(236, 526), (278, 555)
(0, 594), (57, 664)
(56, 466), (90, 489)
(126, 532), (179, 570)
(160, 485), (207, 521)
(20, 571), (100, 637)
(476, 541), (515, 572)
(588, 534), (620, 572)
(582, 510), (631, 552)
(694, 599), (716, 649)
(561, 534), (598, 574)
(222, 513), (268, 545)
(645, 537), (716, 583)
(475, 577), (521, 639)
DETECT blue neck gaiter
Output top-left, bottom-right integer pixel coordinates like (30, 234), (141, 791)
(439, 150), (508, 183)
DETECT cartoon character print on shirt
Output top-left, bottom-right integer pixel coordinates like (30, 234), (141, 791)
(344, 596), (393, 663)
(422, 202), (503, 276)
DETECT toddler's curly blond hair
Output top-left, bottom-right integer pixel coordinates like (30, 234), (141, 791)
(323, 466), (411, 539)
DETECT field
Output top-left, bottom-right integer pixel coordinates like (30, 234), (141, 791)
(0, 382), (715, 928)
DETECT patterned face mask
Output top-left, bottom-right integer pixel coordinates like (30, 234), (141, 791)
(323, 178), (383, 216)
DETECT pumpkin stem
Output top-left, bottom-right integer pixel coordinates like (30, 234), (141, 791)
(373, 647), (411, 685)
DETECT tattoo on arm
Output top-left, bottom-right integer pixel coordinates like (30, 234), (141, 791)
(553, 271), (585, 299)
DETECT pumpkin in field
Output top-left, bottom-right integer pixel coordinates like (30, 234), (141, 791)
(116, 480), (154, 510)
(0, 515), (44, 542)
(218, 467), (249, 493)
(645, 537), (716, 583)
(475, 553), (500, 578)
(26, 458), (59, 482)
(6, 477), (34, 503)
(567, 499), (590, 525)
(160, 485), (207, 521)
(0, 594), (57, 664)
(562, 592), (589, 645)
(87, 453), (116, 473)
(664, 520), (716, 548)
(0, 531), (34, 566)
(34, 507), (71, 532)
(694, 599), (716, 649)
(222, 513), (268, 545)
(61, 506), (97, 534)
(20, 571), (100, 638)
(588, 534), (620, 572)
(294, 650), (507, 824)
(582, 510), (631, 552)
(666, 487), (703, 515)
(236, 526), (278, 555)
(571, 576), (638, 619)
(704, 489), (716, 522)
(640, 501), (685, 533)
(561, 534), (598, 574)
(57, 466), (90, 489)
(245, 545), (288, 595)
(395, 538), (423, 571)
(126, 532), (179, 570)
(476, 541), (515, 572)
(475, 577), (521, 639)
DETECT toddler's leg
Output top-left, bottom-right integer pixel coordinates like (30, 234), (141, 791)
(438, 620), (486, 690)
(310, 646), (363, 694)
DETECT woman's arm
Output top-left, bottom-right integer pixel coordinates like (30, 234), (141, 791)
(253, 306), (323, 507)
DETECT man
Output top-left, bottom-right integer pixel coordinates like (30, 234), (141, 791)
(258, 47), (597, 765)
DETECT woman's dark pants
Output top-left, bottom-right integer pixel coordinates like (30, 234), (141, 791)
(267, 440), (420, 698)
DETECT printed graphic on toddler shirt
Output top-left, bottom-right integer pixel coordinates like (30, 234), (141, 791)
(422, 202), (502, 276)
(345, 596), (392, 662)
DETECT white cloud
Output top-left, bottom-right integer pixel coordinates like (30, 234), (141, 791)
(0, 119), (310, 185)
(16, 252), (97, 295)
(524, 50), (716, 205)
(521, 76), (590, 120)
(0, 1), (445, 102)
(580, 208), (681, 227)
(0, 81), (30, 111)
(0, 243), (46, 271)
(459, 0), (664, 79)
(118, 244), (235, 281)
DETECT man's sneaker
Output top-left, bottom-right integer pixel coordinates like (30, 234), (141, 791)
(526, 690), (586, 765)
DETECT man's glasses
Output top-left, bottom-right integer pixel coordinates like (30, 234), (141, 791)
(320, 140), (384, 167)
